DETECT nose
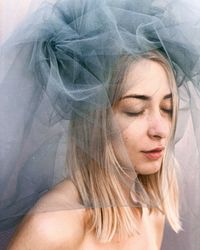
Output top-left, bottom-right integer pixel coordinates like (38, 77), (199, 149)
(147, 112), (170, 140)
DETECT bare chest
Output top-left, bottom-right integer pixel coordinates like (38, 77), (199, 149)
(80, 209), (163, 250)
(81, 233), (159, 250)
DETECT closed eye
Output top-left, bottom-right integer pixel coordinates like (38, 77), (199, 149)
(125, 109), (172, 117)
(162, 108), (173, 115)
(125, 111), (144, 117)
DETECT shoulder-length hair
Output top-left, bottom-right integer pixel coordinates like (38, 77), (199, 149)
(66, 50), (181, 242)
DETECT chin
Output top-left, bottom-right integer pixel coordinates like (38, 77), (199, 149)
(135, 161), (162, 175)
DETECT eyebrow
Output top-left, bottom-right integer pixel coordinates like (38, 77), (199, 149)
(121, 93), (172, 101)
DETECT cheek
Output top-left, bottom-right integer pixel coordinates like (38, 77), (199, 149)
(111, 123), (144, 169)
(122, 122), (145, 150)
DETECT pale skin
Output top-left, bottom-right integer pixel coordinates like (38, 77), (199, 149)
(8, 59), (172, 250)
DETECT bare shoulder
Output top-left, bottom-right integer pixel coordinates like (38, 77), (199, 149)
(8, 180), (86, 250)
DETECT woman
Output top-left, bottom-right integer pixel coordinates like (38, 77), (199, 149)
(1, 0), (200, 249)
(7, 50), (181, 249)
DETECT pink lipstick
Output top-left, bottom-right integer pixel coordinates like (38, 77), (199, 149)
(142, 147), (164, 160)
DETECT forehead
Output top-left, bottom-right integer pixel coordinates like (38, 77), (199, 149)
(122, 59), (171, 98)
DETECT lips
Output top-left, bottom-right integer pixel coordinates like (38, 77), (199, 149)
(141, 147), (164, 160)
(142, 147), (164, 153)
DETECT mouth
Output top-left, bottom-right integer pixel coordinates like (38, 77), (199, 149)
(141, 147), (164, 160)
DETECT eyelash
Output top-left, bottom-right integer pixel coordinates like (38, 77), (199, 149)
(162, 108), (173, 115)
(125, 111), (144, 117)
(125, 109), (173, 117)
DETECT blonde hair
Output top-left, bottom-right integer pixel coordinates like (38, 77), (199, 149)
(66, 50), (181, 242)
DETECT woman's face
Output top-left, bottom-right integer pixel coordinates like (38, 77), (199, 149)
(112, 59), (173, 175)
